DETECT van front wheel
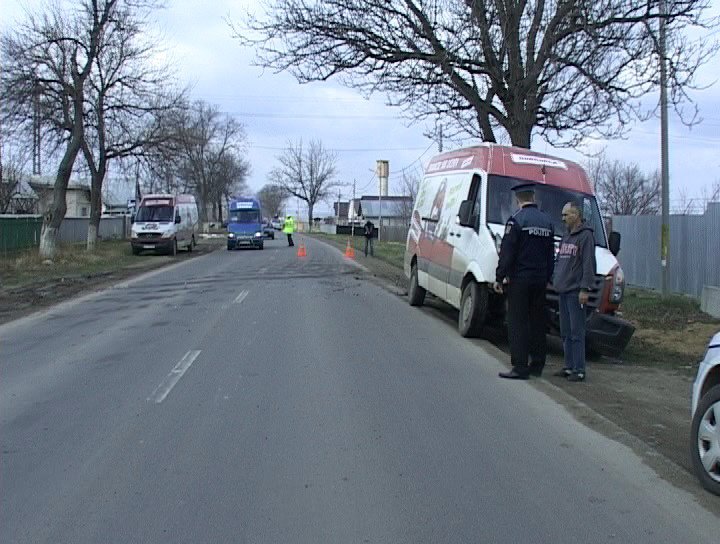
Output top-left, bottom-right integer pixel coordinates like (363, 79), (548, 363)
(408, 263), (426, 306)
(459, 281), (487, 338)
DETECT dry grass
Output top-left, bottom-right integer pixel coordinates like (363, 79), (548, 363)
(0, 240), (141, 288)
(619, 287), (720, 367)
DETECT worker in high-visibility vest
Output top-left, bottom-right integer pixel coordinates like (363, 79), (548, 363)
(282, 215), (295, 247)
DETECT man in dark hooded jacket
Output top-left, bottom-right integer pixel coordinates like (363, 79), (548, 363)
(552, 201), (597, 382)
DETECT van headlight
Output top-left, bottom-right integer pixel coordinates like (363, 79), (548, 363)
(161, 230), (173, 238)
(254, 232), (263, 237)
(609, 265), (625, 304)
(228, 233), (235, 238)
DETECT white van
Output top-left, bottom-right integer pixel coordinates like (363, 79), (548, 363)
(131, 194), (199, 256)
(404, 144), (634, 356)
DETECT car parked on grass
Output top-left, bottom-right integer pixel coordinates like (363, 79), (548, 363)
(690, 330), (720, 496)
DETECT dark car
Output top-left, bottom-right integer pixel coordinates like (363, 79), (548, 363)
(263, 221), (275, 239)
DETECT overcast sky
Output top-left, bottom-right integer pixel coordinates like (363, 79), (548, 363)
(2, 0), (719, 215)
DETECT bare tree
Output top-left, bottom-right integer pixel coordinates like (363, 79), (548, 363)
(267, 139), (338, 229)
(81, 2), (185, 250)
(0, 143), (30, 214)
(257, 184), (288, 218)
(394, 169), (421, 226)
(1, 1), (120, 258)
(588, 154), (661, 216)
(170, 101), (249, 222)
(232, 1), (717, 148)
(208, 152), (250, 223)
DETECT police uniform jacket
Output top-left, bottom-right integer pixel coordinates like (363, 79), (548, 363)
(495, 204), (555, 284)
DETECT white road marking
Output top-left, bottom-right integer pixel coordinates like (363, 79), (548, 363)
(259, 267), (268, 274)
(234, 290), (249, 304)
(148, 350), (202, 404)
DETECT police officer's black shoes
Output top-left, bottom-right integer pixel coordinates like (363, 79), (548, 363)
(528, 364), (544, 377)
(499, 368), (530, 380)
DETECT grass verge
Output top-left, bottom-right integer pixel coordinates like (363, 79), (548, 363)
(0, 240), (148, 288)
(618, 287), (719, 368)
(310, 233), (405, 269)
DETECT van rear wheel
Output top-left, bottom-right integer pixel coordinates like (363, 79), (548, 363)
(408, 263), (426, 306)
(459, 281), (487, 338)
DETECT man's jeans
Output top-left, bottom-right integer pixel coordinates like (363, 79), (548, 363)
(558, 291), (586, 373)
(364, 237), (374, 257)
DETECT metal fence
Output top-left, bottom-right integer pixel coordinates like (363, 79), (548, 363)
(612, 202), (720, 297)
(58, 217), (129, 243)
(0, 215), (43, 254)
(0, 216), (129, 255)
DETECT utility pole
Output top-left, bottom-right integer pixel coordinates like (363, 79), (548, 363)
(352, 179), (356, 238)
(439, 125), (443, 153)
(376, 160), (389, 243)
(32, 82), (41, 175)
(659, 0), (670, 295)
(336, 189), (341, 227)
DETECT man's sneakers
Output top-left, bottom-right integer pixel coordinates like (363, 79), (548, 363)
(553, 368), (586, 382)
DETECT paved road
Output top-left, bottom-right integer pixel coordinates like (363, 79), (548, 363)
(1, 236), (718, 543)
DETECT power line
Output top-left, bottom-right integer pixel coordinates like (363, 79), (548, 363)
(248, 143), (430, 152)
(393, 142), (436, 175)
(226, 111), (406, 121)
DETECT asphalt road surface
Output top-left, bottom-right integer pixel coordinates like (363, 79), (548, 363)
(1, 235), (718, 543)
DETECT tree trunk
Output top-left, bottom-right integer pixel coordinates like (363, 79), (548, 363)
(506, 120), (532, 149)
(39, 135), (82, 259)
(86, 163), (105, 251)
(307, 203), (313, 232)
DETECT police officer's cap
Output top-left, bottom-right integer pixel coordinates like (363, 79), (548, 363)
(511, 181), (536, 193)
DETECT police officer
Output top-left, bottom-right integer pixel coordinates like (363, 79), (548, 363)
(283, 214), (295, 247)
(494, 182), (555, 380)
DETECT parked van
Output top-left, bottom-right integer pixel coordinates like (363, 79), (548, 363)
(131, 194), (199, 256)
(227, 197), (264, 250)
(404, 144), (634, 356)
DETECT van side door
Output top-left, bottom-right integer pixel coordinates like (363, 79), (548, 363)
(446, 174), (488, 307)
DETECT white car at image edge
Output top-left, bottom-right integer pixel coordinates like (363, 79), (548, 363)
(691, 331), (720, 496)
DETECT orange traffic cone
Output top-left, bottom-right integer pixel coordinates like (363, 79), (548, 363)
(344, 238), (355, 258)
(297, 241), (306, 257)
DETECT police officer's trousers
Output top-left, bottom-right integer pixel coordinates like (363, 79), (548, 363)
(506, 280), (547, 371)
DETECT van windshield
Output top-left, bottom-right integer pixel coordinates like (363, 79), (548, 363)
(229, 210), (260, 223)
(487, 175), (607, 247)
(136, 205), (174, 222)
